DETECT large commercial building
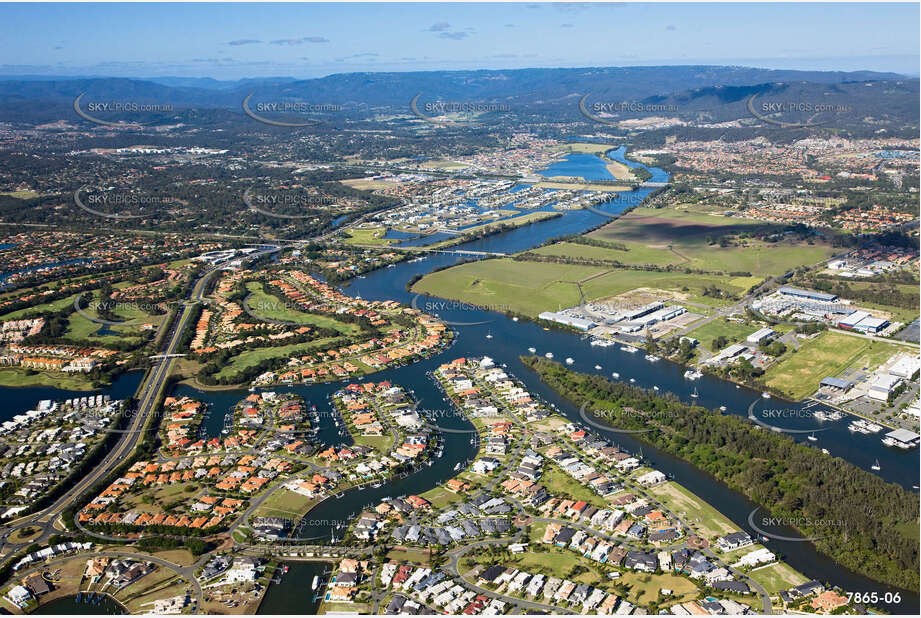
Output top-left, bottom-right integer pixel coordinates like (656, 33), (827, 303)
(746, 327), (775, 344)
(778, 286), (839, 303)
(538, 311), (595, 331)
(837, 311), (890, 334)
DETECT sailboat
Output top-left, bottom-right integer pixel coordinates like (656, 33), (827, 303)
(807, 432), (818, 442)
(871, 459), (881, 471)
(690, 387), (699, 398)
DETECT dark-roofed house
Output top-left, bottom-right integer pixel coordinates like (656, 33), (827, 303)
(624, 550), (657, 572)
(717, 531), (753, 551)
(712, 580), (750, 594)
(478, 565), (506, 585)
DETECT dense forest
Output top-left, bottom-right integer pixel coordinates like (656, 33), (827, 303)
(521, 356), (920, 592)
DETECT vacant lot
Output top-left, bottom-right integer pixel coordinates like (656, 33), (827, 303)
(341, 226), (397, 246)
(748, 561), (808, 594)
(763, 331), (903, 399)
(647, 481), (739, 540)
(412, 258), (754, 317)
(579, 207), (838, 276)
(684, 319), (758, 352)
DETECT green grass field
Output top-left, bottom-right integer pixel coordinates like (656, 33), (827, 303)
(541, 463), (610, 509)
(0, 367), (98, 390)
(618, 571), (700, 605)
(763, 331), (904, 399)
(684, 319), (758, 352)
(245, 282), (361, 335)
(412, 258), (752, 317)
(214, 336), (346, 380)
(0, 292), (82, 320)
(748, 562), (808, 594)
(580, 207), (838, 277)
(252, 488), (317, 520)
(341, 227), (397, 246)
(647, 481), (740, 540)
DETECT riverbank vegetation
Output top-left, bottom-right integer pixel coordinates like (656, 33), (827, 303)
(521, 356), (920, 592)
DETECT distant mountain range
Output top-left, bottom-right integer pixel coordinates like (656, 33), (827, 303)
(0, 65), (914, 125)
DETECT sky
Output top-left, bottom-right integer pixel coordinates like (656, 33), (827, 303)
(0, 2), (918, 80)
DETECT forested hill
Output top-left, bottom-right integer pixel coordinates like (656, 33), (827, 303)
(521, 356), (920, 593)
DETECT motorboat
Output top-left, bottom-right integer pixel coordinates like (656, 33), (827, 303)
(594, 365), (602, 370)
(645, 354), (661, 362)
(565, 358), (574, 365)
(611, 372), (620, 378)
(719, 405), (727, 412)
(762, 392), (771, 399)
(620, 346), (639, 353)
(545, 352), (554, 359)
(528, 347), (537, 353)
(683, 370), (702, 380)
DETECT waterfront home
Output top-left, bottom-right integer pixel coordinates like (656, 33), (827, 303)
(717, 531), (753, 552)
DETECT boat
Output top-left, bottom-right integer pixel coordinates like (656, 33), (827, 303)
(690, 387), (699, 399)
(882, 436), (914, 450)
(544, 352), (554, 359)
(814, 410), (844, 422)
(453, 462), (462, 471)
(871, 459), (881, 471)
(512, 317), (519, 322)
(611, 372), (620, 379)
(683, 370), (702, 380)
(807, 432), (817, 442)
(719, 405), (727, 412)
(590, 338), (615, 347)
(653, 386), (660, 391)
(312, 576), (319, 590)
(762, 392), (771, 399)
(629, 378), (636, 383)
(849, 419), (883, 434)
(528, 347), (536, 353)
(485, 333), (493, 339)
(620, 346), (639, 353)
(565, 358), (574, 365)
(645, 354), (661, 362)
(594, 365), (602, 370)
(821, 448), (830, 455)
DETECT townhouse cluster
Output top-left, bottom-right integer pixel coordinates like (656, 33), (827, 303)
(475, 563), (635, 614)
(0, 342), (117, 373)
(540, 525), (753, 600)
(0, 395), (120, 514)
(381, 563), (507, 615)
(0, 317), (44, 343)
